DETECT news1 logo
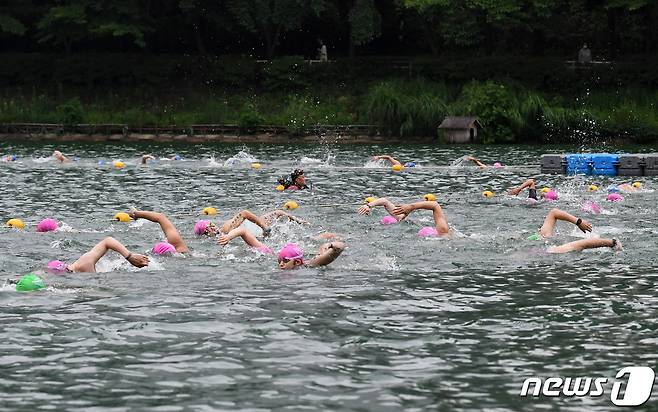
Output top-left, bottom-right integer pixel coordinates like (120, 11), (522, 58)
(520, 367), (655, 406)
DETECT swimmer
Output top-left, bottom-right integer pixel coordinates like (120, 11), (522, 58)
(2, 154), (17, 162)
(141, 154), (156, 164)
(358, 197), (406, 221)
(537, 208), (592, 238)
(277, 169), (309, 190)
(51, 236), (149, 273)
(518, 208), (617, 254)
(618, 183), (639, 192)
(466, 156), (487, 168)
(53, 150), (70, 163)
(392, 201), (451, 236)
(372, 155), (403, 167)
(508, 178), (540, 200)
(218, 228), (345, 269)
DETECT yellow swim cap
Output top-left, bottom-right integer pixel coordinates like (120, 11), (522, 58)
(632, 181), (642, 188)
(588, 185), (599, 192)
(251, 163), (262, 170)
(113, 212), (131, 222)
(482, 191), (494, 198)
(540, 187), (550, 193)
(113, 160), (125, 169)
(202, 207), (217, 216)
(284, 201), (298, 210)
(6, 218), (25, 229)
(392, 164), (403, 172)
(365, 197), (376, 204)
(276, 185), (285, 191)
(424, 193), (437, 201)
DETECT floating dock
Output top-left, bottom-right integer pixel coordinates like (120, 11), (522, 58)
(541, 153), (658, 176)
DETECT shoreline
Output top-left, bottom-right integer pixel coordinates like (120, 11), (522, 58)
(0, 132), (437, 145)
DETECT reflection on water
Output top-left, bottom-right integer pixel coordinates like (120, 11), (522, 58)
(1, 141), (658, 411)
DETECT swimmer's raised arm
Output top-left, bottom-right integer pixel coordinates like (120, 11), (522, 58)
(129, 209), (189, 253)
(69, 236), (149, 273)
(53, 150), (70, 163)
(372, 155), (402, 166)
(221, 209), (270, 234)
(260, 209), (309, 226)
(307, 241), (345, 267)
(539, 208), (592, 238)
(392, 201), (450, 235)
(509, 178), (536, 196)
(218, 227), (265, 249)
(141, 154), (156, 164)
(358, 197), (404, 220)
(467, 156), (487, 168)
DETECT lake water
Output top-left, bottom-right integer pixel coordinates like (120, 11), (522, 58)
(1, 141), (657, 411)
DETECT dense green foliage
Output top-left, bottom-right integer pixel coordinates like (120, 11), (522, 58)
(2, 80), (657, 143)
(0, 1), (657, 56)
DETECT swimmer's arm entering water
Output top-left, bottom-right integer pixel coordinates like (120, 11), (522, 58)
(358, 197), (405, 220)
(548, 238), (621, 254)
(539, 208), (592, 238)
(392, 201), (450, 236)
(307, 241), (345, 267)
(130, 210), (189, 253)
(218, 227), (265, 249)
(69, 236), (149, 273)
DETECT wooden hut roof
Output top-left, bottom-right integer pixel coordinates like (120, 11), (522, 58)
(438, 116), (482, 129)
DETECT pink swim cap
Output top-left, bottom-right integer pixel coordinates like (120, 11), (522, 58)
(47, 260), (68, 273)
(37, 218), (58, 232)
(287, 185), (299, 191)
(380, 216), (397, 225)
(493, 162), (503, 168)
(278, 243), (304, 262)
(418, 227), (439, 237)
(194, 220), (209, 235)
(152, 242), (176, 255)
(607, 193), (624, 202)
(581, 201), (602, 214)
(543, 190), (559, 201)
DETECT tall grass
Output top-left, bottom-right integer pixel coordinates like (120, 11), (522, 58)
(1, 83), (658, 143)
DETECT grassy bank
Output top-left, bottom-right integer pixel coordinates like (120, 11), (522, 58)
(1, 79), (657, 143)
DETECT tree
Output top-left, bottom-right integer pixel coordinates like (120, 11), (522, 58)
(37, 0), (151, 54)
(227, 0), (325, 57)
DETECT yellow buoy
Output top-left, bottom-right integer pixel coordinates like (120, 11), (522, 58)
(588, 185), (599, 192)
(202, 207), (217, 216)
(482, 191), (494, 198)
(6, 218), (25, 229)
(276, 185), (285, 191)
(423, 193), (437, 201)
(113, 212), (132, 222)
(113, 160), (125, 169)
(632, 181), (642, 189)
(251, 163), (262, 170)
(364, 197), (376, 204)
(284, 201), (298, 210)
(540, 187), (550, 193)
(392, 164), (403, 172)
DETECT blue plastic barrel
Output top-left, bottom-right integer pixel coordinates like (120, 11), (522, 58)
(566, 154), (592, 175)
(591, 153), (619, 176)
